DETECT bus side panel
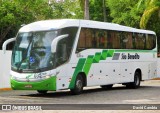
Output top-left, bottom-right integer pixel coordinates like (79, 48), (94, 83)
(148, 62), (157, 79)
(131, 61), (157, 81)
(132, 62), (149, 80)
(56, 64), (73, 90)
(121, 62), (134, 83)
(87, 62), (121, 86)
(157, 58), (160, 77)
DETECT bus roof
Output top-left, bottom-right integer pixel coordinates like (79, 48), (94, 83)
(19, 19), (155, 35)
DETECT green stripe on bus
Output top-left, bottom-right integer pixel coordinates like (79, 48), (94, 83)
(83, 55), (94, 75)
(11, 76), (57, 90)
(93, 52), (101, 63)
(100, 50), (108, 60)
(69, 58), (86, 89)
(107, 50), (114, 57)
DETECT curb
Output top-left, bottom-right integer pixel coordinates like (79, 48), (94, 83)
(0, 88), (12, 91)
(152, 78), (160, 80)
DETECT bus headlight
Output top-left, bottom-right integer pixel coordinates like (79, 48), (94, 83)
(45, 75), (51, 79)
(11, 76), (17, 80)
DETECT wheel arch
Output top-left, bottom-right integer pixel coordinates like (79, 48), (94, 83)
(135, 68), (142, 81)
(78, 72), (87, 87)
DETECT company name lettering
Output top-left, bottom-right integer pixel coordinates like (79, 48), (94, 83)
(121, 53), (140, 60)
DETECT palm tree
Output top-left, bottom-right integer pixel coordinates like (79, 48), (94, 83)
(79, 0), (89, 20)
(139, 0), (160, 28)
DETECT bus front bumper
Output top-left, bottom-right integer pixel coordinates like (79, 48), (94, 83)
(10, 76), (56, 91)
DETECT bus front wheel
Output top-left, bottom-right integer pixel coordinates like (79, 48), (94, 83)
(70, 75), (84, 95)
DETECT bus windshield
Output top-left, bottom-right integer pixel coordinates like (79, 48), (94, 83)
(12, 30), (58, 73)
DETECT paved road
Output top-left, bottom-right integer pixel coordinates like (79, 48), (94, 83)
(0, 80), (160, 111)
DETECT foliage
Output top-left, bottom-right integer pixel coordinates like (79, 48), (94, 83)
(0, 0), (83, 49)
(147, 12), (160, 36)
(107, 0), (144, 28)
(79, 0), (85, 11)
(90, 0), (112, 22)
(138, 0), (160, 51)
(51, 0), (83, 19)
(139, 0), (160, 29)
(0, 0), (53, 48)
(90, 0), (102, 21)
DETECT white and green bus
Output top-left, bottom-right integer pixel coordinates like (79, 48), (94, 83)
(3, 19), (157, 94)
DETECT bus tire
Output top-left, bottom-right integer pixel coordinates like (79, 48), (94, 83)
(70, 74), (84, 95)
(37, 90), (48, 94)
(126, 71), (141, 89)
(100, 84), (113, 90)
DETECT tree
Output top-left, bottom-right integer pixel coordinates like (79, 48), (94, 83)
(0, 0), (84, 49)
(0, 0), (54, 49)
(84, 0), (90, 19)
(0, 0), (30, 46)
(79, 0), (90, 19)
(138, 0), (160, 29)
(107, 0), (144, 28)
(138, 0), (160, 52)
(51, 0), (83, 19)
(89, 0), (112, 22)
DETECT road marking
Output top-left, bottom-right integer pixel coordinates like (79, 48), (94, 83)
(123, 99), (160, 104)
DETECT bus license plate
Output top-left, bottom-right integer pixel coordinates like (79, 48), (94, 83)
(25, 84), (32, 88)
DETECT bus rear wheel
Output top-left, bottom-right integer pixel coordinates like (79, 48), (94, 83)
(126, 71), (141, 89)
(37, 90), (48, 94)
(70, 75), (84, 95)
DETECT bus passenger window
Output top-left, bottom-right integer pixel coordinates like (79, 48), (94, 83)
(77, 29), (86, 52)
(137, 33), (145, 49)
(120, 32), (133, 49)
(77, 28), (94, 52)
(120, 32), (126, 49)
(113, 31), (120, 49)
(134, 33), (139, 49)
(85, 29), (92, 48)
(98, 31), (105, 48)
(132, 33), (136, 49)
(95, 31), (100, 48)
(126, 32), (133, 49)
(103, 31), (108, 48)
(107, 31), (113, 49)
(91, 30), (97, 48)
(146, 34), (156, 49)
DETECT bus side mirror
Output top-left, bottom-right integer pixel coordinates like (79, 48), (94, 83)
(51, 34), (69, 53)
(2, 38), (16, 54)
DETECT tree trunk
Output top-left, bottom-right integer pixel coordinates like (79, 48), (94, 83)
(103, 0), (107, 22)
(84, 0), (89, 20)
